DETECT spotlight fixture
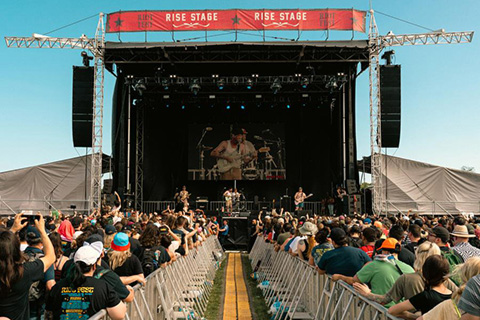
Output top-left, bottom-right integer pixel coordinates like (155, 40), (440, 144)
(217, 78), (225, 90)
(81, 51), (93, 67)
(189, 79), (201, 95)
(270, 78), (282, 94)
(134, 79), (147, 96)
(246, 78), (253, 90)
(161, 79), (170, 90)
(301, 77), (310, 89)
(241, 105), (245, 110)
(287, 104), (291, 109)
(226, 105), (231, 110)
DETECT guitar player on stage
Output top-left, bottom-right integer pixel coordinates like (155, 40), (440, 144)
(223, 188), (233, 213)
(294, 187), (313, 211)
(210, 127), (253, 180)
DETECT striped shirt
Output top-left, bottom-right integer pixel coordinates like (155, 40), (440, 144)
(452, 242), (480, 262)
(458, 275), (480, 316)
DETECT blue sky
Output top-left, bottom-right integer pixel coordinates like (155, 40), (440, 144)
(0, 0), (478, 175)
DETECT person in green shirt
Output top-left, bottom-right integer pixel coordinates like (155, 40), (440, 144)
(332, 237), (414, 308)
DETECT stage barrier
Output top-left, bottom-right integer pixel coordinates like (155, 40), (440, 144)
(249, 237), (401, 320)
(90, 236), (225, 320)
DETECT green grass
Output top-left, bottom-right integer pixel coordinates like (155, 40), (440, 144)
(204, 259), (227, 320)
(241, 254), (271, 320)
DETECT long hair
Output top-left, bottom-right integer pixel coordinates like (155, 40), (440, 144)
(413, 241), (441, 273)
(139, 224), (159, 248)
(0, 228), (25, 296)
(306, 235), (316, 258)
(48, 232), (64, 260)
(452, 257), (480, 302)
(422, 255), (450, 288)
(108, 250), (132, 271)
(66, 261), (95, 289)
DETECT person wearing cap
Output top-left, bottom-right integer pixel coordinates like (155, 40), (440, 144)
(335, 238), (414, 308)
(24, 225), (57, 318)
(210, 126), (247, 180)
(122, 225), (142, 256)
(428, 226), (463, 278)
(317, 227), (371, 277)
(108, 233), (145, 286)
(0, 213), (55, 320)
(45, 245), (127, 320)
(451, 225), (480, 262)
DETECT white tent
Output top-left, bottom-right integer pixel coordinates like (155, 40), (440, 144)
(374, 155), (480, 215)
(0, 154), (111, 214)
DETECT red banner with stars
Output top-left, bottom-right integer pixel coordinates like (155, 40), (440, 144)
(106, 9), (366, 33)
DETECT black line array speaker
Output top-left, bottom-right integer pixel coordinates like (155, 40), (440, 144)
(380, 65), (401, 148)
(72, 66), (94, 148)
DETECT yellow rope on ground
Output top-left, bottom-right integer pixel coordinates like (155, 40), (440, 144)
(223, 253), (252, 320)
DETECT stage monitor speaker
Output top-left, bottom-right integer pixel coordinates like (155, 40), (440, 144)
(345, 179), (358, 194)
(238, 211), (251, 218)
(222, 217), (248, 250)
(72, 66), (94, 148)
(380, 65), (401, 148)
(348, 195), (362, 215)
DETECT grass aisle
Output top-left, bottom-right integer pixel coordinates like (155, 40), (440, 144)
(241, 254), (271, 320)
(204, 256), (227, 320)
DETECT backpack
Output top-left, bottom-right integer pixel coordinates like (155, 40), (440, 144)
(26, 251), (45, 302)
(442, 249), (463, 285)
(141, 248), (159, 276)
(94, 268), (111, 279)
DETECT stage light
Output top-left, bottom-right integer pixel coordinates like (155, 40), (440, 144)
(161, 79), (169, 90)
(181, 105), (185, 109)
(81, 51), (93, 67)
(189, 79), (201, 95)
(166, 104), (170, 108)
(246, 78), (253, 90)
(226, 105), (231, 110)
(270, 78), (282, 94)
(169, 74), (177, 78)
(241, 105), (245, 110)
(134, 79), (147, 96)
(251, 74), (259, 78)
(287, 104), (291, 109)
(301, 77), (310, 89)
(255, 94), (262, 99)
(212, 74), (219, 78)
(217, 78), (225, 90)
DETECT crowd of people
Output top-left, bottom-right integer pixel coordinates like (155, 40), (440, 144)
(254, 210), (480, 320)
(0, 206), (223, 320)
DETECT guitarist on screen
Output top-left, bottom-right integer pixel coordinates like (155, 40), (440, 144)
(294, 187), (313, 211)
(210, 126), (253, 180)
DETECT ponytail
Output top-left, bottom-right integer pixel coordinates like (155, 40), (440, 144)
(66, 261), (94, 289)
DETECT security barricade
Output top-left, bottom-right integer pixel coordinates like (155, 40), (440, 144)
(249, 236), (401, 320)
(90, 236), (224, 320)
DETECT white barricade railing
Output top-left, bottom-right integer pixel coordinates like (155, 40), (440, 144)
(249, 236), (402, 320)
(90, 236), (225, 320)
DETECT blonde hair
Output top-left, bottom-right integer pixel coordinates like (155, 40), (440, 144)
(104, 234), (115, 249)
(306, 235), (316, 259)
(108, 249), (132, 271)
(413, 241), (441, 273)
(452, 257), (480, 302)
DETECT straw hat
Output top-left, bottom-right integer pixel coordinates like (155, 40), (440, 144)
(451, 225), (475, 238)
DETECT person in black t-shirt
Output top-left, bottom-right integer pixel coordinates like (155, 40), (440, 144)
(388, 255), (452, 318)
(0, 213), (56, 320)
(45, 245), (126, 320)
(108, 233), (145, 286)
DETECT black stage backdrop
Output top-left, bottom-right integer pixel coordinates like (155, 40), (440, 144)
(139, 102), (342, 202)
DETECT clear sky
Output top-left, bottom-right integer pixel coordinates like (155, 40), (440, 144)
(0, 0), (478, 175)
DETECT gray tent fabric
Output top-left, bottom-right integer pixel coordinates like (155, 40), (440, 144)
(380, 155), (480, 214)
(0, 154), (110, 214)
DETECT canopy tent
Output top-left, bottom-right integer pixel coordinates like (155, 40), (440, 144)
(358, 155), (480, 215)
(0, 154), (111, 215)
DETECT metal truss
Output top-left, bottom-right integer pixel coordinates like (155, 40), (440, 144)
(5, 36), (94, 51)
(368, 11), (474, 215)
(104, 43), (370, 65)
(90, 14), (105, 211)
(134, 103), (145, 210)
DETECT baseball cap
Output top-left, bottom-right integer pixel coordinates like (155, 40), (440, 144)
(26, 226), (41, 242)
(363, 218), (372, 224)
(111, 233), (131, 252)
(378, 238), (399, 251)
(428, 226), (450, 243)
(330, 228), (346, 243)
(74, 245), (101, 265)
(105, 225), (116, 235)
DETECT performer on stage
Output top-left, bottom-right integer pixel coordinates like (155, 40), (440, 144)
(223, 188), (233, 213)
(179, 186), (190, 210)
(210, 127), (253, 180)
(294, 187), (307, 211)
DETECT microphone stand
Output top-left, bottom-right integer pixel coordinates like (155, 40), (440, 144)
(196, 129), (208, 180)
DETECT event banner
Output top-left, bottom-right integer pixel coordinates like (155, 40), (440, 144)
(106, 9), (366, 33)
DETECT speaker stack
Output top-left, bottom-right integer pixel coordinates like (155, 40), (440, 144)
(72, 66), (94, 148)
(380, 65), (401, 148)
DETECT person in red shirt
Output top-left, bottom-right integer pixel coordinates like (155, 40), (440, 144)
(360, 227), (378, 258)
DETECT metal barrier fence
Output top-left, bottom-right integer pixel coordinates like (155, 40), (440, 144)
(90, 236), (225, 320)
(249, 237), (401, 320)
